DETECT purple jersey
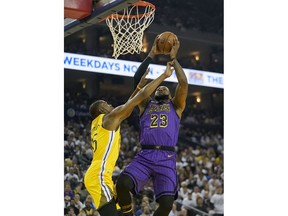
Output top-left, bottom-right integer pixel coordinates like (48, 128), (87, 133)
(139, 100), (180, 147)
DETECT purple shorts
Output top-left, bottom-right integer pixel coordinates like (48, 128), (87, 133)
(121, 149), (178, 201)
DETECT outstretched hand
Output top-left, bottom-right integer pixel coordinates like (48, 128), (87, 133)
(164, 61), (174, 78)
(170, 38), (180, 59)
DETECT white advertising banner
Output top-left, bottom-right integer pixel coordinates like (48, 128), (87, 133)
(64, 52), (224, 89)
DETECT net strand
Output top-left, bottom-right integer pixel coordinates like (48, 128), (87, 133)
(106, 2), (155, 59)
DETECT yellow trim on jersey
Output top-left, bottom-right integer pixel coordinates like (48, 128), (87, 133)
(99, 130), (115, 201)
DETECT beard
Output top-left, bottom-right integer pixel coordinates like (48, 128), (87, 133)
(155, 94), (169, 101)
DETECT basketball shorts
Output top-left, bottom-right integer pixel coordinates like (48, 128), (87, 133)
(84, 162), (116, 209)
(121, 149), (178, 201)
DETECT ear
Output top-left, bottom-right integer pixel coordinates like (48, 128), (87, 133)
(99, 106), (105, 114)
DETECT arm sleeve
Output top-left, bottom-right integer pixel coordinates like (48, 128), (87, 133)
(134, 56), (153, 89)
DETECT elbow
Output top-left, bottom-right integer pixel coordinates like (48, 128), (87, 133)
(180, 79), (188, 86)
(182, 75), (188, 84)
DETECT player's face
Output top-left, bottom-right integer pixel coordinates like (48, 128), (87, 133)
(154, 86), (170, 101)
(101, 101), (114, 113)
(103, 102), (114, 113)
(155, 86), (170, 96)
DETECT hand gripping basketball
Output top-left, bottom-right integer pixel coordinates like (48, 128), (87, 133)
(157, 32), (178, 55)
(170, 39), (180, 60)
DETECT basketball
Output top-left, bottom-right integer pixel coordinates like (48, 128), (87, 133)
(157, 31), (178, 54)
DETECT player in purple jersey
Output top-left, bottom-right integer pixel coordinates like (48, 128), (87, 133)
(116, 36), (188, 216)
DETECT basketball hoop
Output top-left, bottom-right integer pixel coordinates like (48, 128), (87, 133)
(104, 1), (155, 59)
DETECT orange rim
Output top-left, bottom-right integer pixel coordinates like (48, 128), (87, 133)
(104, 1), (155, 20)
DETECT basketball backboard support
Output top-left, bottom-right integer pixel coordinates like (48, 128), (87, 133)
(64, 0), (139, 38)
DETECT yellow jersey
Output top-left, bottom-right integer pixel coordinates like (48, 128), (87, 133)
(84, 114), (121, 209)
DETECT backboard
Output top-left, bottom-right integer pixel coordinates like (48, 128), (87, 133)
(64, 0), (139, 37)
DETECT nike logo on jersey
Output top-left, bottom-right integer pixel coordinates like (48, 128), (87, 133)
(168, 154), (173, 158)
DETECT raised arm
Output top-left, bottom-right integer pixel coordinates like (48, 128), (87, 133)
(133, 34), (161, 89)
(129, 68), (151, 100)
(103, 62), (174, 130)
(131, 35), (163, 108)
(170, 39), (188, 117)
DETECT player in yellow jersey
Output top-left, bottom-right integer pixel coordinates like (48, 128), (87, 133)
(84, 61), (175, 216)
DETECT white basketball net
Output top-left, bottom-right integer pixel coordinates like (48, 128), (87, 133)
(105, 1), (155, 59)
